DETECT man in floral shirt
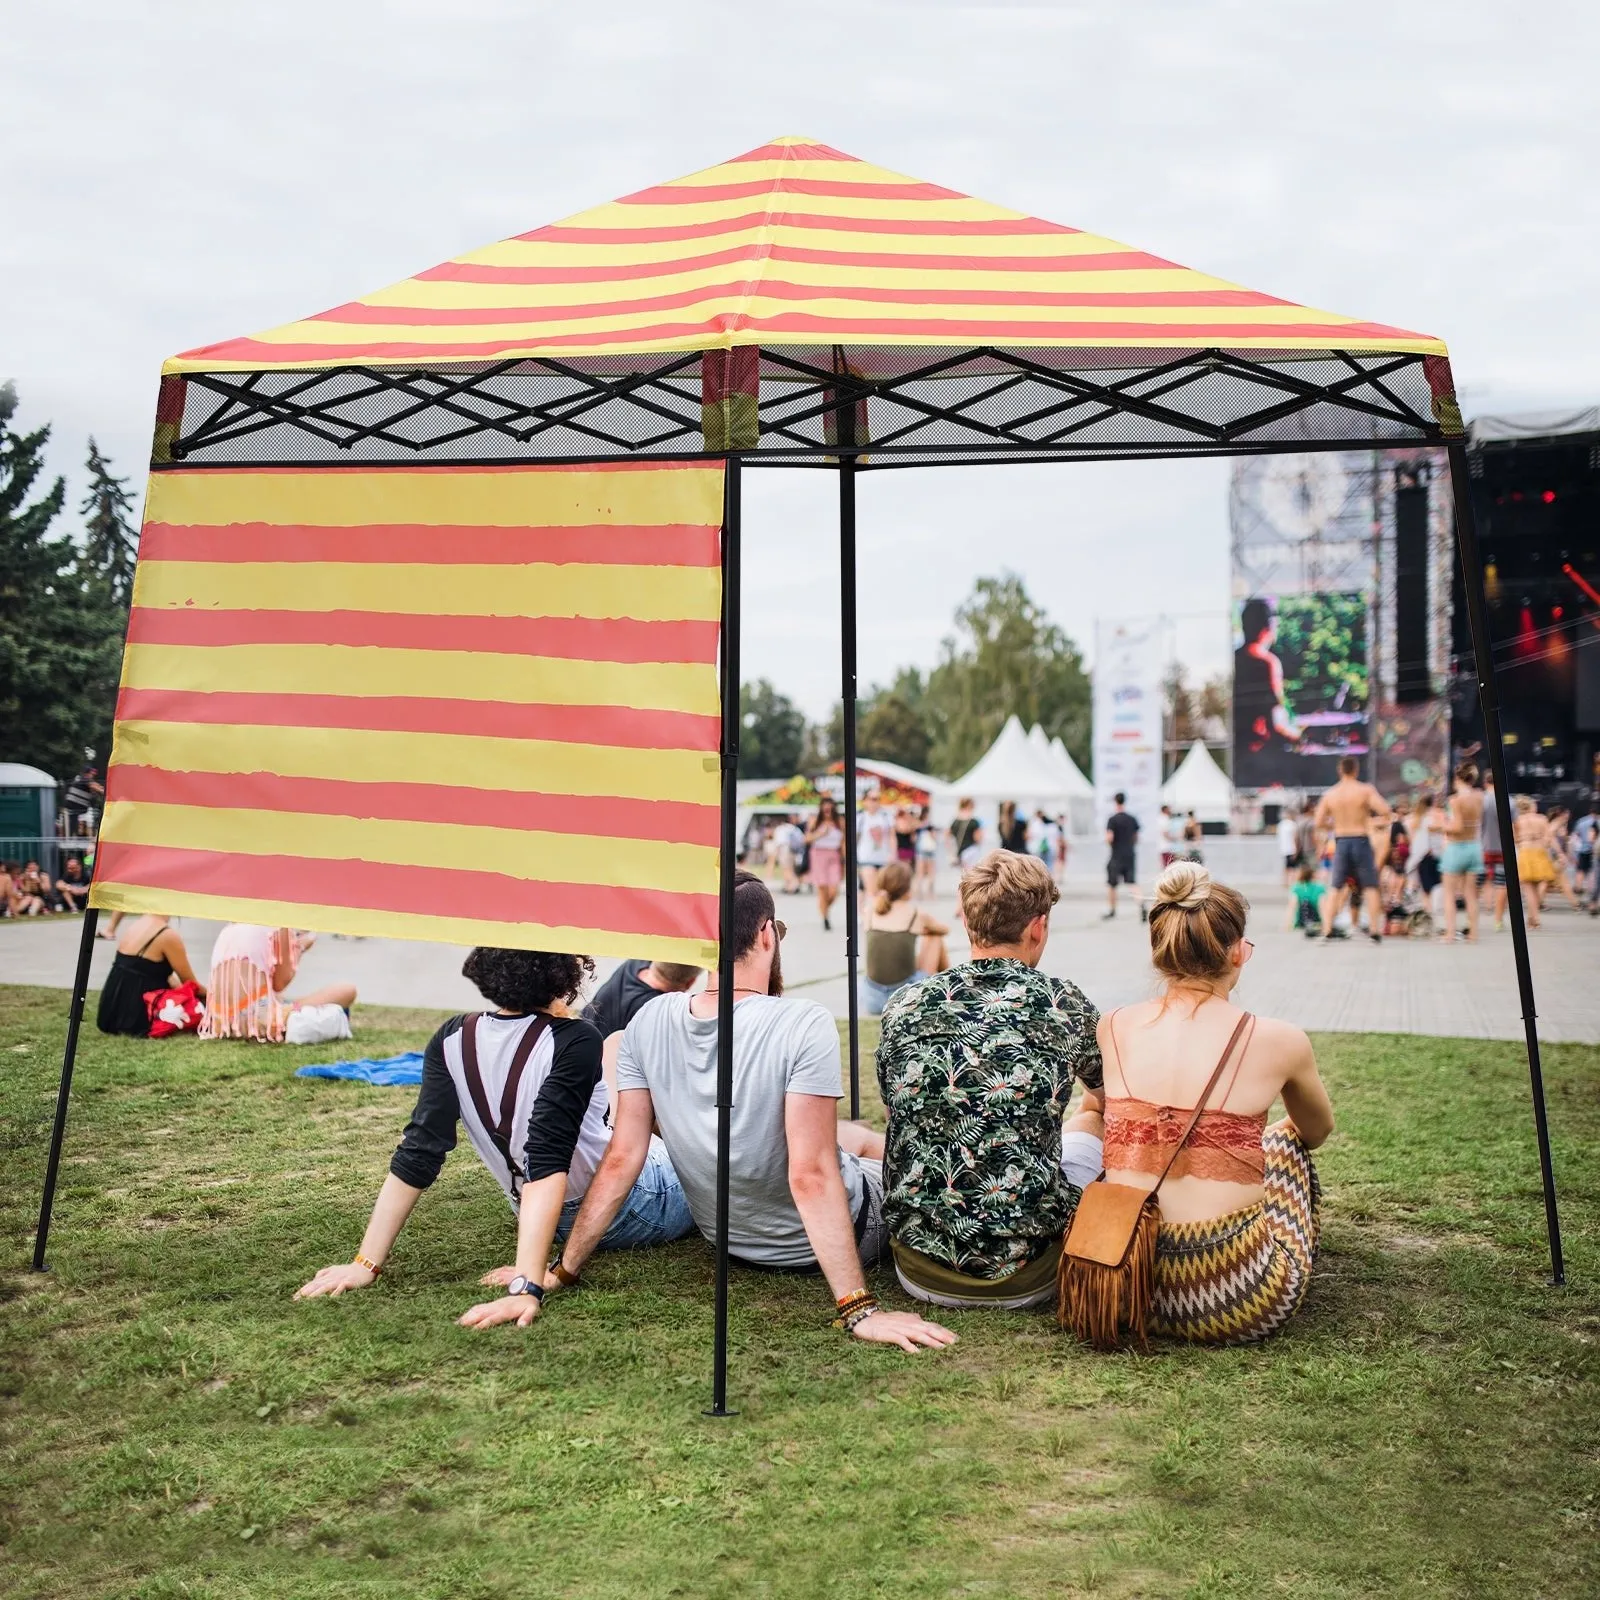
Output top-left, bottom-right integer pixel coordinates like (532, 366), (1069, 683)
(875, 852), (1104, 1309)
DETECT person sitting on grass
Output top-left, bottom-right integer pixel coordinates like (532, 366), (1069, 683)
(583, 957), (702, 1040)
(1284, 864), (1326, 938)
(485, 872), (957, 1352)
(859, 860), (949, 1017)
(1099, 862), (1334, 1344)
(295, 947), (695, 1311)
(198, 924), (357, 1042)
(54, 856), (91, 913)
(95, 914), (207, 1037)
(875, 851), (1105, 1310)
(12, 862), (54, 916)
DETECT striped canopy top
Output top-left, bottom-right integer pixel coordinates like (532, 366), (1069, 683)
(165, 136), (1447, 373)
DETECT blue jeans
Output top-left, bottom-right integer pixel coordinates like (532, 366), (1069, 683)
(556, 1135), (694, 1250)
(859, 971), (929, 1017)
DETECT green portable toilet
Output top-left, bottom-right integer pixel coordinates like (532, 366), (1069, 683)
(0, 763), (59, 873)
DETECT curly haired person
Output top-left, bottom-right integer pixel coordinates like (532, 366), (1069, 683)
(295, 946), (693, 1320)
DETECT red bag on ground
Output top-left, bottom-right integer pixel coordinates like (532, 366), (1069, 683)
(145, 982), (205, 1038)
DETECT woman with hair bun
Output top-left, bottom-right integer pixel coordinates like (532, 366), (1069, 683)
(1096, 862), (1334, 1344)
(295, 946), (693, 1321)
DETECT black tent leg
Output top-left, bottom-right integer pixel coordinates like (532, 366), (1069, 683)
(708, 455), (741, 1416)
(840, 452), (862, 1119)
(33, 907), (99, 1271)
(1445, 442), (1564, 1285)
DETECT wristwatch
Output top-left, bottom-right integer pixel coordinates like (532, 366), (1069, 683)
(551, 1260), (581, 1289)
(506, 1274), (546, 1302)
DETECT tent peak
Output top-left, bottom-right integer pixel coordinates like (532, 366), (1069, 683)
(166, 137), (1449, 376)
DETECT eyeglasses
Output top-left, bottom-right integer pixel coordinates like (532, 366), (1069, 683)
(1241, 939), (1255, 963)
(769, 919), (787, 941)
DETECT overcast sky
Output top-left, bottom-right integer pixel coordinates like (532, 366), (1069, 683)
(4, 1), (1595, 716)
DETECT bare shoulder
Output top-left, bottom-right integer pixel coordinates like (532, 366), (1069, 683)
(1248, 1013), (1314, 1066)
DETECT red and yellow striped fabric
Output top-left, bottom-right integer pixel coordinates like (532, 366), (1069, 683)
(165, 136), (1445, 371)
(90, 463), (726, 964)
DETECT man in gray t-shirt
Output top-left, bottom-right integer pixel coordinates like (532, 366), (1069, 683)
(546, 873), (956, 1354)
(616, 990), (864, 1266)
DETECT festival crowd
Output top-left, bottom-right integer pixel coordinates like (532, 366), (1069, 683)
(1271, 758), (1599, 943)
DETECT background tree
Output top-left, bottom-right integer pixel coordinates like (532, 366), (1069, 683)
(81, 438), (139, 607)
(739, 677), (808, 779)
(0, 385), (126, 781)
(921, 573), (1090, 778)
(857, 671), (932, 772)
(1164, 663), (1232, 776)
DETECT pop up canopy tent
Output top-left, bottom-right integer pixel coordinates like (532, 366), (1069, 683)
(1162, 740), (1233, 826)
(35, 137), (1562, 1413)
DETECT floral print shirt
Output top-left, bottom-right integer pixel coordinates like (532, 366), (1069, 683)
(875, 959), (1103, 1279)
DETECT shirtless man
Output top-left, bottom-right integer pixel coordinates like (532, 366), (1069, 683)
(1315, 756), (1391, 943)
(1439, 762), (1485, 943)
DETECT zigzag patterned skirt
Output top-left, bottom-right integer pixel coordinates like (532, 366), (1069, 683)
(1150, 1123), (1321, 1346)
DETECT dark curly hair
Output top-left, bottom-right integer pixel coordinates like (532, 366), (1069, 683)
(461, 947), (594, 1013)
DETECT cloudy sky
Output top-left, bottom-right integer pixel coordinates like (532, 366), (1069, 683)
(4, 1), (1595, 715)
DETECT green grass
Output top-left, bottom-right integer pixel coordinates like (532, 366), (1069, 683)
(1, 983), (1596, 1599)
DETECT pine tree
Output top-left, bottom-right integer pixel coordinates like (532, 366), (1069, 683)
(81, 438), (139, 607)
(0, 384), (125, 781)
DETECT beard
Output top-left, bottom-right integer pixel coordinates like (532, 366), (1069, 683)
(766, 938), (784, 997)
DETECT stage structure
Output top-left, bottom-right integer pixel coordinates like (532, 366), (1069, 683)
(33, 138), (1564, 1413)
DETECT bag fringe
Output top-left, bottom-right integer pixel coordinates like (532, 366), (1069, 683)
(1057, 1203), (1158, 1352)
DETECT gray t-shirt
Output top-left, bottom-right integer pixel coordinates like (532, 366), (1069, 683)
(615, 992), (866, 1268)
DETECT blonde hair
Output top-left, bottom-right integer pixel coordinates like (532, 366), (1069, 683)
(959, 851), (1059, 946)
(873, 860), (913, 914)
(1515, 794), (1535, 815)
(1148, 862), (1248, 984)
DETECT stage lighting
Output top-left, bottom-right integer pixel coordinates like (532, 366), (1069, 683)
(1543, 489), (1558, 504)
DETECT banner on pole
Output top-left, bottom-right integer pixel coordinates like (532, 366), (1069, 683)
(92, 462), (726, 964)
(1092, 619), (1164, 881)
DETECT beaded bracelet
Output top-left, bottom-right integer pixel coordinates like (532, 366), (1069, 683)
(832, 1293), (880, 1331)
(841, 1298), (881, 1333)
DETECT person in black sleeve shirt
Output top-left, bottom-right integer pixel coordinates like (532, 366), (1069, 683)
(295, 947), (693, 1324)
(1103, 792), (1143, 921)
(584, 958), (702, 1040)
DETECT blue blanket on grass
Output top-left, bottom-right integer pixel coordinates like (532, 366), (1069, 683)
(296, 1052), (425, 1086)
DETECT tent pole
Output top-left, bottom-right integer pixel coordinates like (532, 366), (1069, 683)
(708, 454), (742, 1416)
(1444, 441), (1564, 1285)
(839, 438), (862, 1120)
(33, 906), (99, 1271)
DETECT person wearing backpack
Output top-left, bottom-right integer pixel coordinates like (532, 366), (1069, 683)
(294, 947), (693, 1317)
(1064, 862), (1333, 1348)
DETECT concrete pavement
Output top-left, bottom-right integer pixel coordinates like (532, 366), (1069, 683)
(3, 870), (1597, 1042)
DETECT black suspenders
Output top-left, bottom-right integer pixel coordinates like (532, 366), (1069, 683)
(459, 1013), (552, 1194)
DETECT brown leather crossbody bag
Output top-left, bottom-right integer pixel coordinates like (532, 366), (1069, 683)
(1057, 1013), (1253, 1352)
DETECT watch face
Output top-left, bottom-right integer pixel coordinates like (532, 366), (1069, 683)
(508, 1275), (531, 1297)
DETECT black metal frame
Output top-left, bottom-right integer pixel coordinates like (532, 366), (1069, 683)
(163, 346), (1445, 467)
(34, 343), (1565, 1421)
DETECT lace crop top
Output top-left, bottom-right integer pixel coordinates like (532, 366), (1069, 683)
(1101, 1010), (1267, 1184)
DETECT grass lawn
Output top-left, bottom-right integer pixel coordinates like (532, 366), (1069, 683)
(1, 983), (1596, 1599)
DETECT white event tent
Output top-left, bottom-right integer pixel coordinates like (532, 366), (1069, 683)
(1161, 741), (1234, 826)
(945, 716), (1095, 836)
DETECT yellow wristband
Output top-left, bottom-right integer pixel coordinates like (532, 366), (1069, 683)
(352, 1253), (382, 1276)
